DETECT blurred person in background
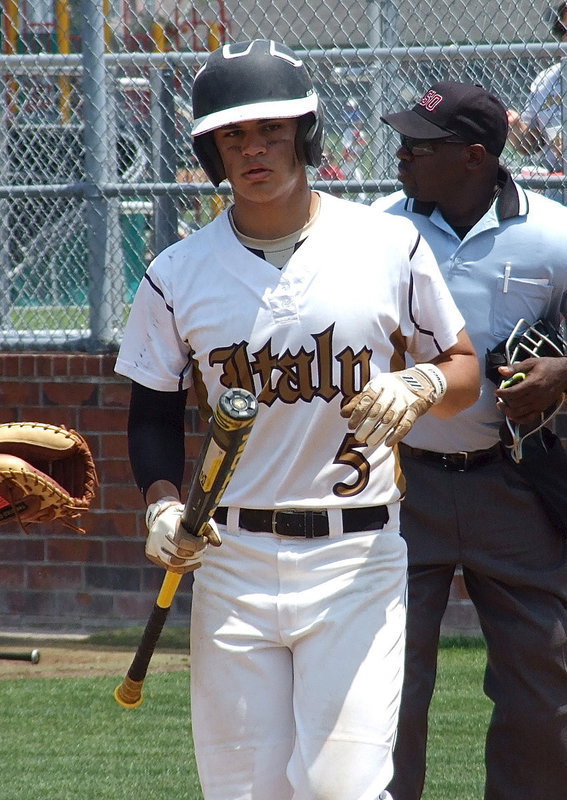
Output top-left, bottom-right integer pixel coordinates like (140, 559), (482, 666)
(507, 3), (567, 197)
(317, 149), (346, 196)
(341, 98), (368, 200)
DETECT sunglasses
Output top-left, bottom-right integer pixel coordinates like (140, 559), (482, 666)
(400, 135), (468, 156)
(552, 19), (567, 38)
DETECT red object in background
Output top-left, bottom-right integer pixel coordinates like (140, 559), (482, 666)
(319, 163), (346, 180)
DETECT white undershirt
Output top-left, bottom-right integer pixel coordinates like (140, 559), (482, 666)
(228, 198), (321, 268)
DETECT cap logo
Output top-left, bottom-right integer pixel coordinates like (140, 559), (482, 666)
(418, 90), (443, 112)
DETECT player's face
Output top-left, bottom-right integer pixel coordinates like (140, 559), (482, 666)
(213, 118), (304, 204)
(395, 136), (471, 202)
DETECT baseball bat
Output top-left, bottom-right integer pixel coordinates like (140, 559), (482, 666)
(0, 648), (40, 664)
(114, 387), (258, 708)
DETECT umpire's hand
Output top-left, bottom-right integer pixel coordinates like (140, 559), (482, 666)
(495, 357), (567, 424)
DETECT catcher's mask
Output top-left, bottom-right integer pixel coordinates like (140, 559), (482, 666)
(191, 39), (325, 186)
(486, 318), (567, 462)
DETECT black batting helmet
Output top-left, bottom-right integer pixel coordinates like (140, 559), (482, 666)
(191, 39), (324, 186)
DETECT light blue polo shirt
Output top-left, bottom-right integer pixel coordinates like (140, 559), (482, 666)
(373, 169), (567, 451)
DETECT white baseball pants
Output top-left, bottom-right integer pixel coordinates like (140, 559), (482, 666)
(190, 517), (406, 800)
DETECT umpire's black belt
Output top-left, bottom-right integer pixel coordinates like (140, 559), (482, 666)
(213, 505), (389, 537)
(399, 441), (502, 472)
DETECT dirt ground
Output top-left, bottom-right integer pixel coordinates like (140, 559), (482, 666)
(0, 643), (189, 680)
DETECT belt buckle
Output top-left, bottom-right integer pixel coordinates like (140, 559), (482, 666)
(442, 451), (469, 472)
(271, 509), (297, 535)
(271, 510), (280, 535)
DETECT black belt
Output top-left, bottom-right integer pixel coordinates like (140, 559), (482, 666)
(399, 441), (502, 472)
(213, 505), (389, 538)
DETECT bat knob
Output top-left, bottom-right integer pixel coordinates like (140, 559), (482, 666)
(114, 677), (144, 709)
(30, 649), (40, 664)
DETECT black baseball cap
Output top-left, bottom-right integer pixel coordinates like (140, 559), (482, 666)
(381, 81), (508, 156)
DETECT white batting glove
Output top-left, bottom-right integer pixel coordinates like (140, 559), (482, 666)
(342, 364), (447, 448)
(145, 497), (219, 574)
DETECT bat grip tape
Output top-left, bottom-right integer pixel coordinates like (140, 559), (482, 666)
(128, 571), (182, 681)
(114, 571), (183, 708)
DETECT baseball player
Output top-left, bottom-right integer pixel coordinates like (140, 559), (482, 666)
(374, 81), (567, 800)
(115, 40), (479, 800)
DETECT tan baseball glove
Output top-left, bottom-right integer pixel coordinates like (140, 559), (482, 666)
(0, 422), (98, 533)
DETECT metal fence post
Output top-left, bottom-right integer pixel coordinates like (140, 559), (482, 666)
(80, 0), (124, 351)
(152, 66), (179, 255)
(149, 8), (179, 257)
(367, 0), (401, 187)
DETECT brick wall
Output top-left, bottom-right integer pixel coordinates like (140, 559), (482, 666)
(0, 353), (206, 634)
(1, 352), (564, 636)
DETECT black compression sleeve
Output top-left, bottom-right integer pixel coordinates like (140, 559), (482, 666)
(127, 381), (188, 499)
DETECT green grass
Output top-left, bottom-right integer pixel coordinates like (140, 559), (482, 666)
(424, 638), (491, 799)
(9, 305), (91, 329)
(87, 624), (191, 650)
(0, 671), (202, 800)
(0, 636), (490, 800)
(8, 304), (137, 330)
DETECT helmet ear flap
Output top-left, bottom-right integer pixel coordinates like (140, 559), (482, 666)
(296, 107), (325, 167)
(192, 133), (226, 187)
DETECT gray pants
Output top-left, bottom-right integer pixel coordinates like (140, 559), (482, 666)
(388, 449), (567, 800)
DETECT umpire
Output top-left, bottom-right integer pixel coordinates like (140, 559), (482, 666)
(374, 81), (567, 800)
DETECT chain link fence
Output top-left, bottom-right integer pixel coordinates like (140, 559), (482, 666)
(1, 0), (565, 351)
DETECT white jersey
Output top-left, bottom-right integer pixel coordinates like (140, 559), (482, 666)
(116, 191), (464, 510)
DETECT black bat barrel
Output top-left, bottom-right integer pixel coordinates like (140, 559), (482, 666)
(0, 649), (40, 663)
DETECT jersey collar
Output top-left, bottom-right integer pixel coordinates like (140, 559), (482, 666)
(405, 166), (529, 222)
